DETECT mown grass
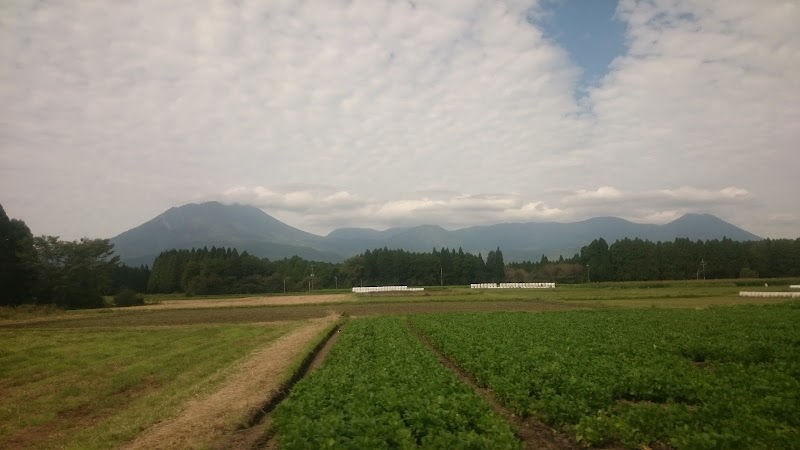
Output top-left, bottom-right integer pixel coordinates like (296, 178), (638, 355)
(353, 283), (738, 303)
(0, 322), (299, 449)
(0, 304), (65, 321)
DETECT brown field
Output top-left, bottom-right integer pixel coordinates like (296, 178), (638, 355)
(125, 293), (354, 311)
(3, 300), (589, 329)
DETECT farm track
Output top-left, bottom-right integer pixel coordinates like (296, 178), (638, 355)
(2, 300), (585, 329)
(121, 317), (338, 450)
(214, 322), (343, 450)
(405, 319), (584, 450)
(129, 294), (353, 311)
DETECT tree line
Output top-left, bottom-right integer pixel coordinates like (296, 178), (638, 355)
(507, 237), (800, 283)
(337, 247), (505, 287)
(0, 204), (149, 308)
(146, 246), (505, 295)
(147, 247), (337, 295)
(4, 201), (800, 308)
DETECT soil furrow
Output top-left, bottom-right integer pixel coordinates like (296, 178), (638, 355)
(405, 320), (582, 450)
(219, 323), (342, 450)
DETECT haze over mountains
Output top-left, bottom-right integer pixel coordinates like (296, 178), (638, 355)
(110, 202), (762, 266)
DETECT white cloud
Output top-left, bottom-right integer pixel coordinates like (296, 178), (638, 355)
(0, 0), (797, 239)
(220, 185), (364, 213)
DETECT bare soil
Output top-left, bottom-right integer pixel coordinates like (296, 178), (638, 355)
(6, 300), (584, 329)
(128, 294), (353, 311)
(121, 316), (338, 450)
(406, 320), (583, 450)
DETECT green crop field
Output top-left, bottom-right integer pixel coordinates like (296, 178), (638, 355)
(0, 322), (297, 449)
(3, 281), (799, 449)
(411, 303), (800, 449)
(273, 317), (521, 449)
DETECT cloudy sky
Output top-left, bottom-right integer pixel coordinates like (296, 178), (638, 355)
(1, 0), (798, 239)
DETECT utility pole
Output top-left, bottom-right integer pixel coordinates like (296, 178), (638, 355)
(283, 278), (286, 294)
(587, 264), (590, 283)
(440, 267), (443, 286)
(700, 259), (707, 280)
(311, 264), (314, 291)
(335, 276), (338, 290)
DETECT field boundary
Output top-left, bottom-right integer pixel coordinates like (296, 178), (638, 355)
(214, 322), (343, 449)
(121, 317), (338, 450)
(405, 319), (583, 450)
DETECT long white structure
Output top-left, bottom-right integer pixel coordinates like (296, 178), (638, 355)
(790, 285), (800, 289)
(352, 285), (424, 293)
(470, 282), (555, 289)
(739, 291), (800, 298)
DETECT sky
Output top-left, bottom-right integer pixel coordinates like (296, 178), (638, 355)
(1, 0), (798, 240)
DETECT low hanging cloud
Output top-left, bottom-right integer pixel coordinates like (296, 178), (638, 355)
(216, 184), (756, 233)
(221, 185), (366, 213)
(561, 186), (755, 207)
(555, 186), (757, 226)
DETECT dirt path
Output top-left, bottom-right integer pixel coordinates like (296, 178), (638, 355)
(217, 324), (343, 450)
(122, 315), (339, 450)
(125, 294), (353, 311)
(405, 320), (583, 450)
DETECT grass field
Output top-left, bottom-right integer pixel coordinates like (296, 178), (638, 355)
(2, 280), (799, 448)
(0, 322), (298, 449)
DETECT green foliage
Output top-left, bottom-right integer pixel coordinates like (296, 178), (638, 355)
(147, 248), (340, 294)
(353, 246), (495, 286)
(411, 305), (800, 449)
(485, 247), (505, 282)
(147, 246), (500, 294)
(113, 288), (144, 307)
(509, 236), (800, 283)
(27, 236), (120, 309)
(110, 264), (150, 293)
(0, 204), (36, 305)
(273, 317), (520, 449)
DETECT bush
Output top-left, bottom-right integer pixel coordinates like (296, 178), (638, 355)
(114, 288), (145, 307)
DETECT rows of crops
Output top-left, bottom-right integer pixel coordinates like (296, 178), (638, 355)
(411, 303), (800, 449)
(272, 316), (520, 449)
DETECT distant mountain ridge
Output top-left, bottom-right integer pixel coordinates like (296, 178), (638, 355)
(110, 202), (761, 266)
(109, 202), (340, 266)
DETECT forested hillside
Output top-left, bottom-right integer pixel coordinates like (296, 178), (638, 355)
(146, 246), (506, 295)
(508, 237), (800, 283)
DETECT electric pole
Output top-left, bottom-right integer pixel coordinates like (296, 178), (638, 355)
(700, 259), (707, 280)
(440, 267), (443, 286)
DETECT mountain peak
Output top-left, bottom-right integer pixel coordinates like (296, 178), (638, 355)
(110, 204), (762, 265)
(665, 213), (760, 240)
(110, 202), (338, 265)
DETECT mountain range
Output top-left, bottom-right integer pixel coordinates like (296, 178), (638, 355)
(110, 202), (762, 266)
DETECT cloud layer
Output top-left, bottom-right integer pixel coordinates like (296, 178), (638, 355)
(217, 184), (755, 233)
(1, 0), (797, 238)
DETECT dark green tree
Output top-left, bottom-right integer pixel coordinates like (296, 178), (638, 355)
(28, 237), (119, 309)
(0, 204), (36, 305)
